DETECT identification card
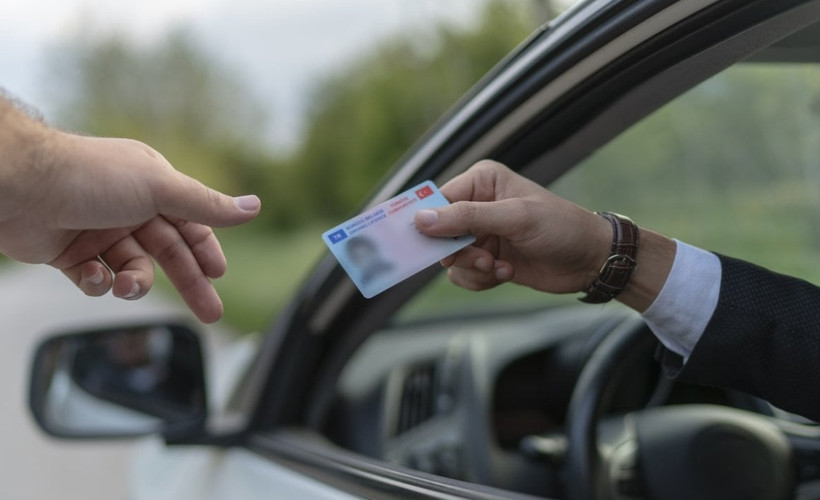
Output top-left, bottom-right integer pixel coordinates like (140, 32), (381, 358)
(322, 181), (475, 298)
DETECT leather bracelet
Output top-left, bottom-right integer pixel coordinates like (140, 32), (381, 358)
(579, 212), (639, 304)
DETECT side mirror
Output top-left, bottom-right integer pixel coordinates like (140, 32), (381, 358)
(29, 324), (207, 439)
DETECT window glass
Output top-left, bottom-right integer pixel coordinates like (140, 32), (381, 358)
(554, 63), (820, 279)
(398, 63), (820, 322)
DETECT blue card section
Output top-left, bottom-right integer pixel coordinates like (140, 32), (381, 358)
(322, 181), (476, 298)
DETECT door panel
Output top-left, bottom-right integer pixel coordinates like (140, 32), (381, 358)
(130, 438), (357, 500)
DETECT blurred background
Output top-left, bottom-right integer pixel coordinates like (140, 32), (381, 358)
(2, 0), (566, 333)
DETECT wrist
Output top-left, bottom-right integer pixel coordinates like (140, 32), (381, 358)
(580, 212), (639, 304)
(576, 211), (675, 311)
(0, 99), (53, 207)
(616, 228), (676, 312)
(580, 211), (622, 288)
(0, 97), (49, 163)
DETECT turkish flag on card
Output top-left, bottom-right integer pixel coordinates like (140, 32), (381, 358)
(415, 185), (434, 199)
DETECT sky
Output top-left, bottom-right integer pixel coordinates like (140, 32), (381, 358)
(0, 0), (493, 150)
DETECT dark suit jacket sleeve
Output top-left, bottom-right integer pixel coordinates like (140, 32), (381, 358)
(658, 254), (820, 421)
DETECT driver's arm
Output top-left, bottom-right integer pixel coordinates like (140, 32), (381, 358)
(412, 160), (715, 357)
(416, 160), (820, 421)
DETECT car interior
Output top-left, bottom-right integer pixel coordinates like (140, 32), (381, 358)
(311, 12), (820, 500)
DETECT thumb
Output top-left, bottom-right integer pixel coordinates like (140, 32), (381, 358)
(415, 200), (520, 238)
(155, 172), (261, 227)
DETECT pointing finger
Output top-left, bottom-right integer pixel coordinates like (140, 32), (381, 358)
(153, 171), (261, 228)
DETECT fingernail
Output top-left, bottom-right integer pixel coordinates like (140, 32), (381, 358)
(87, 268), (104, 285)
(475, 258), (490, 272)
(234, 195), (261, 212)
(495, 266), (510, 281)
(416, 210), (438, 227)
(124, 283), (141, 300)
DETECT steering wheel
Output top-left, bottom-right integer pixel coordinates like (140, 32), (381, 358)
(564, 315), (795, 500)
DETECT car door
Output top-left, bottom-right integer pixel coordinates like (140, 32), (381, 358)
(185, 1), (820, 499)
(100, 1), (820, 499)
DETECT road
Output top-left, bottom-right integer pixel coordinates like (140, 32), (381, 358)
(0, 263), (193, 500)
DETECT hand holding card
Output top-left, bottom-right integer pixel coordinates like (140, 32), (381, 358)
(322, 181), (475, 298)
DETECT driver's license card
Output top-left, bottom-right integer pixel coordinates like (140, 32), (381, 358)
(322, 181), (475, 298)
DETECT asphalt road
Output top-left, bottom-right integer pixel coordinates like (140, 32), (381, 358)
(0, 263), (192, 500)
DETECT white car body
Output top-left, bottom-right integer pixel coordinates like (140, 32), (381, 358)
(1, 263), (350, 500)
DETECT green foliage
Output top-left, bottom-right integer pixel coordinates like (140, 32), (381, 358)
(552, 63), (820, 279)
(67, 34), (259, 143)
(212, 223), (327, 331)
(296, 0), (537, 217)
(44, 1), (539, 230)
(44, 28), (299, 228)
(554, 65), (820, 209)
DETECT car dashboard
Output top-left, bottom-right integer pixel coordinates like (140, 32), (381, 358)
(323, 305), (806, 497)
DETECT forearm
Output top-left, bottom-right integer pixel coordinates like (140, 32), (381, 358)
(676, 255), (820, 421)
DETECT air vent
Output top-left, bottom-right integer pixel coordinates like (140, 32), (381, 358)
(396, 363), (437, 435)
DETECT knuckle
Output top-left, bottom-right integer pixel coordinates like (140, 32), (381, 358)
(451, 201), (477, 225)
(190, 227), (217, 254)
(132, 255), (155, 274)
(173, 217), (190, 229)
(155, 238), (187, 266)
(472, 159), (509, 181)
(472, 159), (503, 173)
(503, 198), (534, 226)
(203, 187), (226, 212)
(132, 140), (168, 164)
(447, 268), (489, 292)
(162, 214), (191, 231)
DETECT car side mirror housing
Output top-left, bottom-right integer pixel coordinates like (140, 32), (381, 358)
(29, 323), (208, 440)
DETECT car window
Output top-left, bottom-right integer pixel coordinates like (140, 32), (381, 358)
(397, 62), (820, 323)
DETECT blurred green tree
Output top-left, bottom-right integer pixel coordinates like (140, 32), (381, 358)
(554, 64), (820, 209)
(43, 1), (547, 227)
(295, 0), (539, 218)
(42, 28), (300, 226)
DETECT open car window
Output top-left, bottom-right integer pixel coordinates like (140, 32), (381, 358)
(554, 62), (820, 281)
(271, 8), (820, 500)
(322, 56), (820, 498)
(397, 60), (820, 324)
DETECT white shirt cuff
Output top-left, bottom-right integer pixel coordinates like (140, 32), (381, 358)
(641, 240), (721, 362)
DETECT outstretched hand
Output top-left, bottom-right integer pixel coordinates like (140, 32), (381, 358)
(0, 124), (260, 323)
(414, 160), (611, 294)
(414, 160), (676, 311)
